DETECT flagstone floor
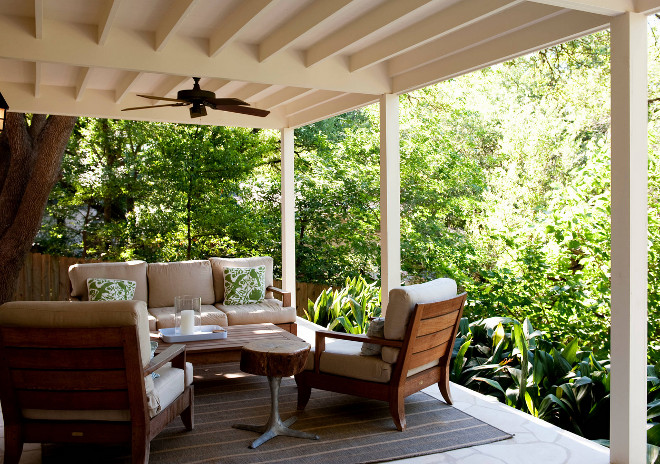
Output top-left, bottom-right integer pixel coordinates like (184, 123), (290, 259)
(0, 318), (610, 464)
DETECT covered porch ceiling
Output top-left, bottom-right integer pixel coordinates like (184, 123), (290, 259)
(0, 0), (658, 130)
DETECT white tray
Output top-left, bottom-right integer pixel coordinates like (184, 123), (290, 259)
(159, 325), (227, 343)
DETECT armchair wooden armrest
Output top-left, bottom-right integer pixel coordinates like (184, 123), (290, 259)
(313, 330), (402, 373)
(267, 285), (291, 307)
(144, 344), (186, 376)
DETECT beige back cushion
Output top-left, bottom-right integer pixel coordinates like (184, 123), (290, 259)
(0, 300), (159, 414)
(382, 278), (457, 364)
(69, 261), (148, 302)
(209, 256), (274, 302)
(147, 260), (215, 308)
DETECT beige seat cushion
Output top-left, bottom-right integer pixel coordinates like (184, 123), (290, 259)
(209, 256), (274, 302)
(303, 338), (440, 383)
(69, 261), (148, 302)
(382, 278), (457, 364)
(0, 300), (160, 417)
(149, 305), (228, 329)
(147, 260), (215, 308)
(214, 298), (296, 325)
(22, 362), (193, 421)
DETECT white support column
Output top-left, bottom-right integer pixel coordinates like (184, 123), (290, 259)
(380, 94), (401, 315)
(281, 127), (296, 307)
(610, 12), (648, 464)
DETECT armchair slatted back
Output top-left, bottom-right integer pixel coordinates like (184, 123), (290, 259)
(394, 293), (467, 381)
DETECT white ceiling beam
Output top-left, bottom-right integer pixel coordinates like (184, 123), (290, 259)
(34, 62), (42, 98)
(75, 67), (93, 101)
(527, 0), (634, 15)
(0, 15), (390, 95)
(392, 10), (609, 94)
(634, 0), (660, 14)
(209, 0), (274, 57)
(258, 0), (354, 63)
(34, 0), (43, 39)
(151, 75), (190, 99)
(206, 78), (231, 93)
(283, 90), (347, 117)
(231, 83), (275, 102)
(115, 71), (142, 103)
(254, 87), (315, 110)
(288, 93), (378, 128)
(388, 3), (562, 77)
(304, 0), (434, 67)
(155, 0), (199, 52)
(0, 81), (287, 129)
(98, 0), (122, 46)
(349, 0), (522, 73)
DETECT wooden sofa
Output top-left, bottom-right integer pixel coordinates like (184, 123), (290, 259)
(67, 256), (297, 334)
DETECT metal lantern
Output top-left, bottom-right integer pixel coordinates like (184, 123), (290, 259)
(0, 92), (7, 134)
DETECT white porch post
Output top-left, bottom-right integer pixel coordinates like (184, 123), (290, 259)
(380, 94), (401, 314)
(281, 127), (296, 306)
(610, 12), (647, 464)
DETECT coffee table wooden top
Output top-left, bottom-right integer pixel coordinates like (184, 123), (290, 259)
(155, 323), (304, 364)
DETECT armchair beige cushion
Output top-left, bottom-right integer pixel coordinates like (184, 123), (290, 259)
(209, 256), (274, 301)
(382, 278), (457, 363)
(69, 260), (148, 302)
(147, 260), (215, 308)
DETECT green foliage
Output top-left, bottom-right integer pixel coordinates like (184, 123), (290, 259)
(303, 276), (381, 333)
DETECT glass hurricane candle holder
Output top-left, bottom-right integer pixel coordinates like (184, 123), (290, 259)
(174, 295), (202, 335)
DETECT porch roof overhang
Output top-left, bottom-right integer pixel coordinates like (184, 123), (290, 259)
(1, 0), (657, 130)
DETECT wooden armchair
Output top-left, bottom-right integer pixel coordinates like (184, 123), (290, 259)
(0, 300), (194, 464)
(295, 279), (466, 431)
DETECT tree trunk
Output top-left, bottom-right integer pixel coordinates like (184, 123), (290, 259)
(0, 113), (77, 304)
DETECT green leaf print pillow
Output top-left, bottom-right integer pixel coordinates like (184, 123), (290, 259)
(87, 278), (137, 301)
(223, 266), (266, 305)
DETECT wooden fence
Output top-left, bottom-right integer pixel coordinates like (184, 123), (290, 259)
(12, 253), (331, 316)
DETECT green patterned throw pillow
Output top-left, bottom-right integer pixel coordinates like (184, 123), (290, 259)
(223, 266), (266, 305)
(87, 278), (137, 301)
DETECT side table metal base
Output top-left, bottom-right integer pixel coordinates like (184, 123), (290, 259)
(233, 375), (319, 449)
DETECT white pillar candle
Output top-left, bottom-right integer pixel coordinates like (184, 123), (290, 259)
(180, 309), (195, 335)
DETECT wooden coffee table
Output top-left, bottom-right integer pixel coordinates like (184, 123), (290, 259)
(154, 323), (305, 365)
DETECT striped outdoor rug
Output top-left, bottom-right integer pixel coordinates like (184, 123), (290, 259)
(42, 363), (512, 464)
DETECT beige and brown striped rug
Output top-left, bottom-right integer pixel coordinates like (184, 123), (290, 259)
(43, 363), (511, 464)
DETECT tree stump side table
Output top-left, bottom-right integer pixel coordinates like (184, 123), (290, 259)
(232, 339), (319, 449)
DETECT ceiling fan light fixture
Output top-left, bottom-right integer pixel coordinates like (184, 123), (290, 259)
(190, 103), (207, 118)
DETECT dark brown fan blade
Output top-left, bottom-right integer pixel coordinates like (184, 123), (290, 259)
(136, 94), (187, 103)
(208, 97), (249, 106)
(213, 105), (270, 117)
(122, 103), (187, 111)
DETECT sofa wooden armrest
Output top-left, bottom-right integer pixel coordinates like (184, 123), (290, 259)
(267, 285), (291, 307)
(145, 344), (186, 375)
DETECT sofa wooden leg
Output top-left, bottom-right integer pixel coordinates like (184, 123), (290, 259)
(181, 387), (194, 431)
(4, 424), (24, 464)
(438, 375), (453, 405)
(389, 393), (406, 431)
(295, 376), (312, 411)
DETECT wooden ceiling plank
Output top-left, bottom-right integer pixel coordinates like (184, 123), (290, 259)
(231, 83), (276, 102)
(115, 71), (143, 103)
(76, 67), (93, 102)
(155, 0), (199, 52)
(98, 0), (122, 46)
(636, 0), (660, 14)
(527, 0), (634, 15)
(288, 93), (378, 128)
(34, 62), (42, 98)
(388, 3), (562, 77)
(209, 0), (274, 57)
(254, 87), (315, 110)
(349, 0), (522, 73)
(258, 0), (354, 63)
(305, 0), (433, 68)
(34, 0), (44, 39)
(152, 76), (191, 99)
(392, 10), (609, 94)
(283, 90), (346, 117)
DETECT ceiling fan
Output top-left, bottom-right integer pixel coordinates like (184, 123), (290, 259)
(122, 77), (270, 119)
